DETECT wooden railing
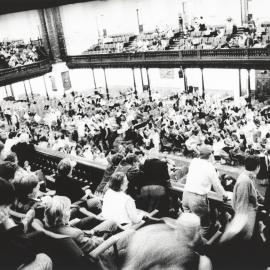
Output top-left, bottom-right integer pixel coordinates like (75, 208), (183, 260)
(0, 59), (52, 87)
(30, 147), (235, 212)
(67, 48), (270, 69)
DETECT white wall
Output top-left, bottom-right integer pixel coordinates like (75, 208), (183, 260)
(0, 10), (40, 42)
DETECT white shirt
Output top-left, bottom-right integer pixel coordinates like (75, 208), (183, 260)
(184, 158), (226, 196)
(102, 189), (142, 224)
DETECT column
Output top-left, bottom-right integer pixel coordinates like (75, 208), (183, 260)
(140, 68), (144, 90)
(23, 81), (29, 102)
(28, 80), (34, 99)
(103, 68), (109, 100)
(92, 68), (97, 89)
(243, 0), (249, 24)
(43, 75), (50, 100)
(4, 86), (8, 97)
(10, 85), (15, 98)
(247, 69), (251, 97)
(183, 68), (188, 93)
(239, 69), (242, 97)
(201, 68), (205, 99)
(146, 68), (152, 101)
(132, 68), (138, 99)
(38, 7), (67, 62)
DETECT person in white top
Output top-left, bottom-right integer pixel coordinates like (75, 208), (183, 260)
(182, 145), (228, 237)
(102, 172), (143, 225)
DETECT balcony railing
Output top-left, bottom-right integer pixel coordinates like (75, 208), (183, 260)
(67, 48), (270, 69)
(0, 59), (52, 87)
(30, 147), (235, 212)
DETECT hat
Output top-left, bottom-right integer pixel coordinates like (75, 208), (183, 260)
(198, 145), (212, 159)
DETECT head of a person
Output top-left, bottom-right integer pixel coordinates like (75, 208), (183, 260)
(44, 196), (71, 228)
(245, 155), (260, 174)
(109, 172), (128, 192)
(4, 152), (18, 164)
(57, 158), (73, 176)
(110, 153), (124, 167)
(175, 213), (202, 248)
(125, 153), (140, 166)
(198, 145), (213, 160)
(12, 173), (39, 200)
(0, 161), (18, 181)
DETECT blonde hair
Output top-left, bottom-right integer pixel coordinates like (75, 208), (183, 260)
(44, 196), (71, 228)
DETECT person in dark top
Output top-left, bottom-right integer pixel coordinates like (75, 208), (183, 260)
(0, 177), (52, 270)
(140, 151), (171, 215)
(11, 133), (35, 168)
(55, 158), (102, 214)
(54, 158), (85, 203)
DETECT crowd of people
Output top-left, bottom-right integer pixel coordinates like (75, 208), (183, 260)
(0, 40), (46, 69)
(0, 99), (270, 268)
(85, 16), (269, 54)
(1, 89), (270, 169)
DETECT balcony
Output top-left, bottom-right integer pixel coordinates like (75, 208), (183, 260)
(66, 48), (270, 69)
(0, 59), (52, 87)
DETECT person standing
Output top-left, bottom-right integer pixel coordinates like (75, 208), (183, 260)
(232, 155), (264, 239)
(182, 145), (228, 237)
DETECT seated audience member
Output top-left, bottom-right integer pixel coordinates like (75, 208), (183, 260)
(123, 213), (212, 270)
(55, 158), (101, 213)
(232, 155), (264, 239)
(44, 195), (130, 270)
(11, 173), (45, 219)
(102, 172), (143, 225)
(0, 177), (52, 270)
(11, 132), (35, 168)
(95, 153), (124, 197)
(140, 150), (171, 215)
(183, 145), (228, 237)
(0, 160), (18, 181)
(44, 196), (106, 254)
(125, 153), (144, 200)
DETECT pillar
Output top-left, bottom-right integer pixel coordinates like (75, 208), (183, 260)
(10, 85), (15, 98)
(247, 69), (251, 97)
(28, 80), (34, 99)
(4, 86), (8, 97)
(103, 68), (109, 100)
(239, 69), (242, 97)
(43, 75), (50, 100)
(183, 68), (188, 93)
(23, 81), (29, 102)
(146, 68), (152, 101)
(92, 68), (97, 89)
(201, 68), (205, 99)
(140, 68), (144, 91)
(38, 7), (67, 62)
(132, 68), (138, 99)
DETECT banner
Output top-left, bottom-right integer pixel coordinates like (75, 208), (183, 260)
(160, 69), (175, 79)
(61, 71), (72, 91)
